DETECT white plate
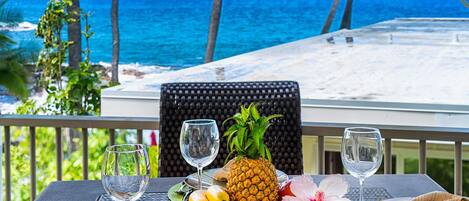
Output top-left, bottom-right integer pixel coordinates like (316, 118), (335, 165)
(186, 168), (288, 188)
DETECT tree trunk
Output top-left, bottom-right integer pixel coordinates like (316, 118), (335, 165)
(321, 0), (340, 34)
(67, 0), (82, 69)
(111, 0), (120, 84)
(340, 0), (353, 29)
(204, 0), (222, 63)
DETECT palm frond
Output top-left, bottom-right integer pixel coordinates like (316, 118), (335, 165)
(0, 0), (28, 99)
(0, 60), (28, 98)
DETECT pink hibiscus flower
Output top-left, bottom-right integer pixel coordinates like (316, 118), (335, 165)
(282, 175), (351, 201)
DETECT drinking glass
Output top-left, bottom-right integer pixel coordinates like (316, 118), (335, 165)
(341, 127), (383, 201)
(102, 144), (150, 201)
(180, 119), (220, 189)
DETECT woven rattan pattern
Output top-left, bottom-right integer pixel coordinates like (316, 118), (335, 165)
(159, 81), (303, 177)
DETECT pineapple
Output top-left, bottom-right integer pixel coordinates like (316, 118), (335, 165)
(223, 103), (282, 201)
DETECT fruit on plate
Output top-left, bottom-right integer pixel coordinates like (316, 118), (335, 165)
(189, 186), (230, 201)
(223, 103), (282, 201)
(279, 180), (294, 197)
(213, 159), (235, 182)
(206, 185), (230, 201)
(189, 190), (208, 201)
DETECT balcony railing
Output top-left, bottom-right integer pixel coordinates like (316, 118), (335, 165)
(1, 115), (468, 201)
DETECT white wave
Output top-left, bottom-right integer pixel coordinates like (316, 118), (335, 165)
(97, 61), (172, 73)
(96, 61), (173, 83)
(0, 21), (37, 32)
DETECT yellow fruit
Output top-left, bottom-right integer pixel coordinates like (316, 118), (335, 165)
(223, 104), (281, 201)
(226, 157), (279, 201)
(206, 185), (230, 201)
(189, 190), (208, 201)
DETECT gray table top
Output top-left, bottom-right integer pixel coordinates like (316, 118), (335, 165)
(36, 174), (445, 201)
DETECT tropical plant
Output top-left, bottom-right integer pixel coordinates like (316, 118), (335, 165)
(204, 0), (222, 63)
(41, 12), (101, 115)
(31, 1), (101, 115)
(0, 44), (28, 99)
(223, 103), (282, 200)
(7, 124), (122, 201)
(111, 0), (119, 84)
(0, 0), (28, 99)
(36, 0), (73, 89)
(224, 103), (282, 162)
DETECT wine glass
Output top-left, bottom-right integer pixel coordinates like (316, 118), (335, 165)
(180, 119), (220, 189)
(102, 144), (150, 201)
(341, 127), (383, 201)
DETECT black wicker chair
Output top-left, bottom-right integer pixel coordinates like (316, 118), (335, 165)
(158, 81), (303, 177)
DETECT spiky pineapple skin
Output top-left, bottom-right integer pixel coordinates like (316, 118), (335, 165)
(226, 157), (279, 201)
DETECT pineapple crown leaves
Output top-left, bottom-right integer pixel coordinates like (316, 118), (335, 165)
(223, 103), (282, 163)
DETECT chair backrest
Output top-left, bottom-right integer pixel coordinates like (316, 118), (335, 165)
(158, 81), (303, 177)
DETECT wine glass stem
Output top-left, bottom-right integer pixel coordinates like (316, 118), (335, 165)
(359, 177), (365, 201)
(197, 166), (203, 190)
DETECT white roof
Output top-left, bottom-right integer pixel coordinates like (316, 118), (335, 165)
(103, 18), (469, 106)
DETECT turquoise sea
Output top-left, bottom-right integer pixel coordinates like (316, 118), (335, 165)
(1, 0), (468, 104)
(8, 0), (469, 68)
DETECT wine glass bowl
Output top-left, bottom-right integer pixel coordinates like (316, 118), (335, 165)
(341, 127), (383, 201)
(102, 144), (150, 201)
(180, 119), (220, 189)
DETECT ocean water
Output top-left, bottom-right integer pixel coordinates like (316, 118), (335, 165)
(7, 0), (469, 68)
(1, 0), (468, 106)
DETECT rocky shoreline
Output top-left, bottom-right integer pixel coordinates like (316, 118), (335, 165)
(0, 63), (173, 114)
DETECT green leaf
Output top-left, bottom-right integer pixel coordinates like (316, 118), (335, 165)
(223, 113), (244, 126)
(250, 104), (261, 120)
(266, 114), (283, 121)
(259, 143), (265, 158)
(237, 126), (246, 146)
(229, 137), (236, 151)
(234, 138), (244, 155)
(251, 127), (261, 149)
(244, 139), (253, 150)
(224, 125), (238, 137)
(265, 147), (272, 161)
(227, 133), (235, 151)
(240, 105), (249, 121)
(224, 151), (236, 164)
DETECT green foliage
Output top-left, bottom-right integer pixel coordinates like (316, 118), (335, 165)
(36, 0), (73, 87)
(40, 62), (101, 115)
(405, 158), (469, 196)
(6, 2), (157, 201)
(0, 49), (28, 99)
(149, 145), (159, 178)
(4, 126), (111, 201)
(0, 0), (28, 99)
(15, 99), (42, 114)
(22, 3), (102, 115)
(223, 103), (282, 162)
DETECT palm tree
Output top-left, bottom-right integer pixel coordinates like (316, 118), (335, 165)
(0, 0), (28, 99)
(321, 0), (340, 34)
(204, 0), (222, 63)
(340, 0), (353, 29)
(111, 0), (119, 84)
(67, 0), (82, 69)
